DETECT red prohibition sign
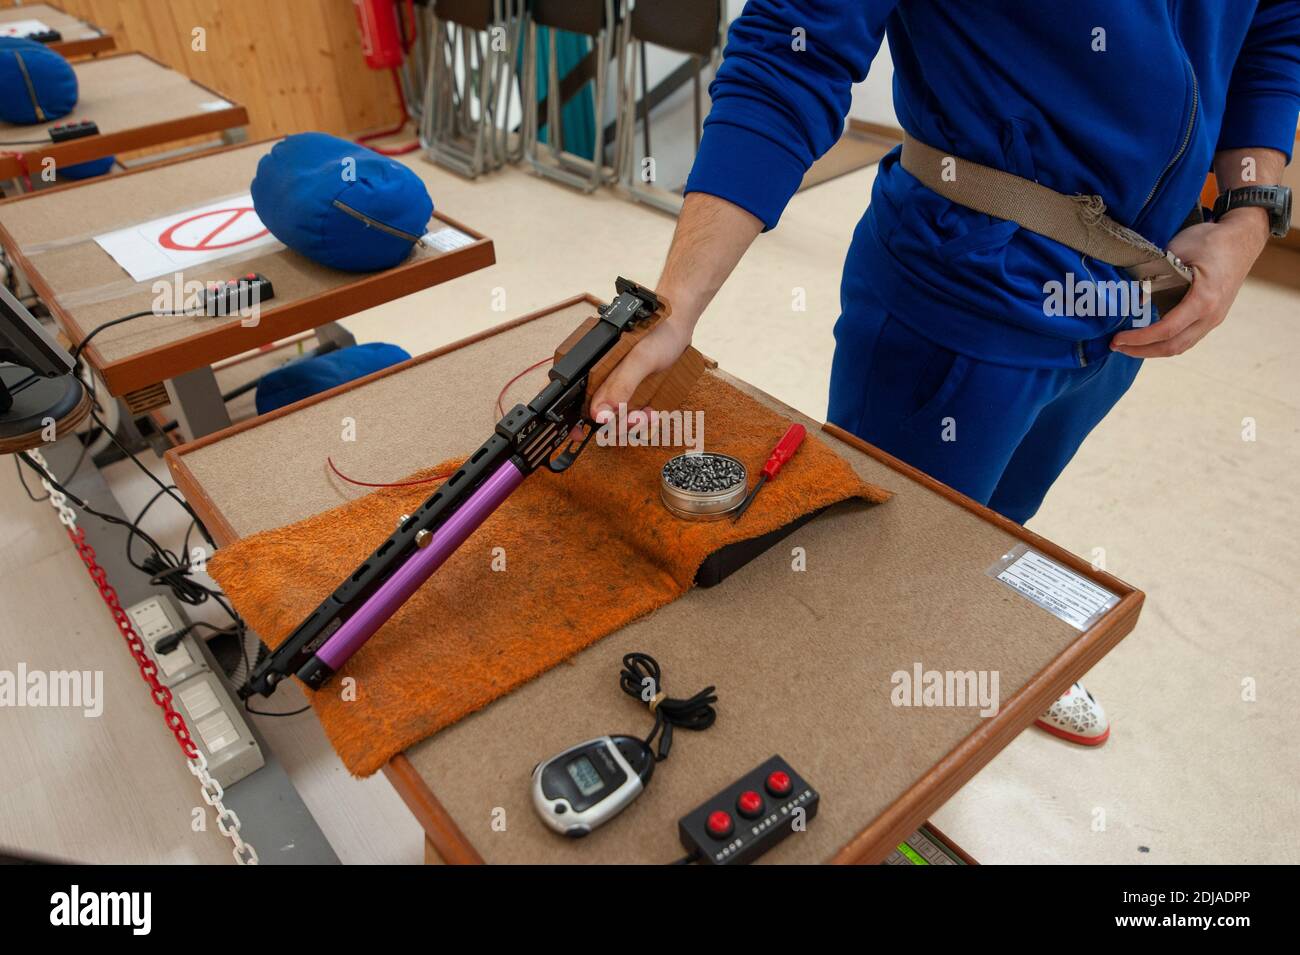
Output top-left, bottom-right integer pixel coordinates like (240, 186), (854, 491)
(157, 207), (268, 252)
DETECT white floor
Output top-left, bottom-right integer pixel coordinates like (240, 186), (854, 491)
(2, 153), (1297, 864)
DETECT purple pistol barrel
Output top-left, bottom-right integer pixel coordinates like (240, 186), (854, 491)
(309, 458), (527, 676)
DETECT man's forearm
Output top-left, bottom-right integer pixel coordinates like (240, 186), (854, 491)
(588, 192), (764, 418)
(1212, 147), (1287, 237)
(656, 192), (764, 328)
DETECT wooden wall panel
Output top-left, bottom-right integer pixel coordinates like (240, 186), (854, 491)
(2, 0), (403, 140)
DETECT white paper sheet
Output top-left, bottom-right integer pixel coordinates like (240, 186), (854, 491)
(94, 194), (278, 283)
(0, 20), (54, 39)
(421, 226), (475, 253)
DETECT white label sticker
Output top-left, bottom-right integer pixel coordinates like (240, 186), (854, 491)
(421, 226), (475, 253)
(0, 20), (53, 39)
(94, 193), (277, 282)
(988, 545), (1118, 631)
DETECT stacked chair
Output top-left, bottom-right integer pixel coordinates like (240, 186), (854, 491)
(415, 0), (729, 210)
(616, 0), (725, 213)
(419, 0), (525, 178)
(521, 0), (627, 193)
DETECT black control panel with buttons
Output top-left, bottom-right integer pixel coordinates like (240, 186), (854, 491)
(48, 120), (99, 142)
(677, 755), (819, 864)
(204, 273), (274, 317)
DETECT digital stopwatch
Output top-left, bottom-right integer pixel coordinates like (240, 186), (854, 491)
(531, 735), (656, 837)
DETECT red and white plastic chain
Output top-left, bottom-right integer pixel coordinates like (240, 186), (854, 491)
(25, 448), (258, 865)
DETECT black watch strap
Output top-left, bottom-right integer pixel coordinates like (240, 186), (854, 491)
(1212, 184), (1292, 238)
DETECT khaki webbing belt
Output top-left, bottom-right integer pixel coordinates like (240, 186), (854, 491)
(900, 132), (1193, 300)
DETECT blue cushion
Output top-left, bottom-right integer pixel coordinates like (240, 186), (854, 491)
(0, 37), (77, 125)
(60, 156), (115, 180)
(255, 342), (412, 414)
(250, 132), (433, 272)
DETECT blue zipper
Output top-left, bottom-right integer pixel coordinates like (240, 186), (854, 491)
(1137, 34), (1199, 222)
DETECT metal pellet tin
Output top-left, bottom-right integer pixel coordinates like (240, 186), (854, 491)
(660, 452), (748, 520)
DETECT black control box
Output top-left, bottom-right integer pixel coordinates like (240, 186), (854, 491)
(28, 29), (64, 45)
(49, 120), (99, 142)
(678, 755), (818, 864)
(204, 273), (274, 317)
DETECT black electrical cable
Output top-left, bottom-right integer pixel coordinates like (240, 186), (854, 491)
(71, 307), (200, 371)
(618, 652), (717, 762)
(239, 621), (309, 717)
(243, 699), (312, 718)
(15, 450), (237, 633)
(159, 621), (295, 715)
(16, 440), (278, 708)
(15, 424), (98, 501)
(87, 405), (215, 549)
(20, 311), (316, 720)
(61, 430), (92, 485)
(16, 443), (309, 734)
(128, 485), (212, 607)
(69, 308), (199, 430)
(63, 306), (216, 550)
(17, 450), (168, 552)
(14, 455), (49, 501)
(156, 619), (236, 655)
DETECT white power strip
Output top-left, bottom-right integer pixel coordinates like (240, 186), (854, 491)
(125, 596), (264, 788)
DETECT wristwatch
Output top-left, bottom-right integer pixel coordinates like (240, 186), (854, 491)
(1212, 184), (1292, 237)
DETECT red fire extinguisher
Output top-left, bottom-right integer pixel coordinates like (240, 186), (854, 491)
(351, 0), (416, 70)
(352, 0), (419, 154)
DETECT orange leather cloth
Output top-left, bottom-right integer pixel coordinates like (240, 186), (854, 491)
(208, 374), (891, 775)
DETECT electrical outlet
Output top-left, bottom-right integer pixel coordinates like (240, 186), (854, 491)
(127, 596), (182, 643)
(125, 595), (264, 787)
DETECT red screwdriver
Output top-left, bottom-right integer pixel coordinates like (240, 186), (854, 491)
(732, 423), (807, 523)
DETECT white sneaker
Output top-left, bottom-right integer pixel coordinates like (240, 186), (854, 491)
(1034, 682), (1109, 746)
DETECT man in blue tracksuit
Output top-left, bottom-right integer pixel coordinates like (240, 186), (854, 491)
(591, 1), (1299, 744)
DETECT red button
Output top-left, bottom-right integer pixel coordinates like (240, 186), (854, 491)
(705, 810), (734, 839)
(765, 770), (793, 797)
(736, 790), (764, 819)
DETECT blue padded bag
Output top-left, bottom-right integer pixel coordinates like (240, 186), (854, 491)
(60, 156), (116, 180)
(0, 37), (77, 124)
(254, 342), (412, 415)
(250, 132), (433, 272)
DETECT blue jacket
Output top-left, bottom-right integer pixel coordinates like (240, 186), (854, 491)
(684, 1), (1300, 367)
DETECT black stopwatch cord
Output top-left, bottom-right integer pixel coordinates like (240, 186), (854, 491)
(618, 652), (717, 762)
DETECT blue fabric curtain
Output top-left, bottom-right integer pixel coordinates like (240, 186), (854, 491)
(527, 27), (596, 161)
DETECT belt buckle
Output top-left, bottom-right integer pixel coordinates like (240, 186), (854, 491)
(1127, 250), (1193, 314)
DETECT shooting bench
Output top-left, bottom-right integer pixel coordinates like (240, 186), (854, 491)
(0, 2), (114, 59)
(0, 139), (495, 441)
(0, 52), (244, 185)
(165, 295), (1145, 864)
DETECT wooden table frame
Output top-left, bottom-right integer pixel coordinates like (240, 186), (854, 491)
(0, 2), (115, 59)
(0, 51), (246, 181)
(0, 138), (496, 438)
(165, 295), (1144, 865)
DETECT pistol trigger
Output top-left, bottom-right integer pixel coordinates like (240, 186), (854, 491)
(547, 421), (596, 473)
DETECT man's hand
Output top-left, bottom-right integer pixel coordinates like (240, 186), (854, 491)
(590, 311), (695, 423)
(1110, 208), (1270, 358)
(589, 193), (764, 422)
(1112, 145), (1283, 359)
